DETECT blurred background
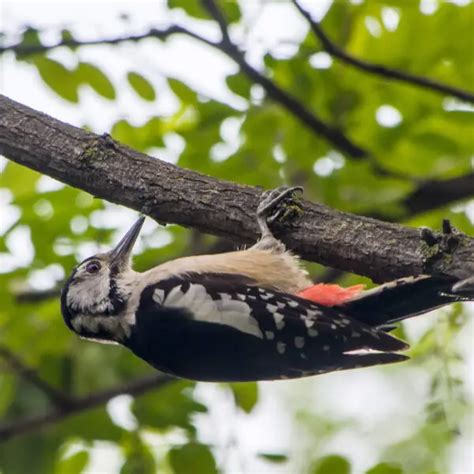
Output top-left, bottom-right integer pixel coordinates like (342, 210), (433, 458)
(0, 1), (473, 473)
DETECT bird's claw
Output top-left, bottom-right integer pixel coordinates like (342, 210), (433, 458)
(257, 186), (304, 226)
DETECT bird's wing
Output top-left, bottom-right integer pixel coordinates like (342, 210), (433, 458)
(130, 273), (408, 382)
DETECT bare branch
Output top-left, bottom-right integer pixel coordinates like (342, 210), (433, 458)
(15, 287), (61, 303)
(0, 25), (217, 55)
(293, 0), (474, 103)
(0, 373), (173, 442)
(0, 345), (73, 409)
(201, 0), (232, 45)
(403, 173), (474, 215)
(2, 23), (367, 159)
(1, 95), (473, 283)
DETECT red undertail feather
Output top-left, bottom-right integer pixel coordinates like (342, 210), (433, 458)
(298, 283), (365, 306)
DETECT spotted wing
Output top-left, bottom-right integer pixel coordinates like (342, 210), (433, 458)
(129, 273), (408, 382)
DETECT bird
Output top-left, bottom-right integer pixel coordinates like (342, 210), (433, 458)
(61, 187), (473, 382)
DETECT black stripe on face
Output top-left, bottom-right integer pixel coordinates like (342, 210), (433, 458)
(108, 278), (127, 315)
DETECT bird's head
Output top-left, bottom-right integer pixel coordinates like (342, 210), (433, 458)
(61, 216), (145, 342)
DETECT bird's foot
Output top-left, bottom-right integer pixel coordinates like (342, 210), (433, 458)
(256, 186), (304, 239)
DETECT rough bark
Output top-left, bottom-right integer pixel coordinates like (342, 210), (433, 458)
(1, 94), (473, 283)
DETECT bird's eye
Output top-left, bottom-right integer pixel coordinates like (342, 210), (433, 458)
(86, 261), (101, 274)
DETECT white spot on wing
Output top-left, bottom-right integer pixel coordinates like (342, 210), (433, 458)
(273, 312), (285, 330)
(308, 328), (318, 337)
(265, 331), (275, 340)
(304, 318), (314, 328)
(266, 303), (278, 313)
(277, 342), (286, 354)
(295, 337), (305, 348)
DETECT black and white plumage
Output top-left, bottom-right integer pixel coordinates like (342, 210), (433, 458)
(61, 187), (473, 382)
(124, 273), (409, 381)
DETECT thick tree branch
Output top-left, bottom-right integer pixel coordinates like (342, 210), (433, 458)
(0, 373), (172, 442)
(14, 170), (473, 305)
(1, 95), (473, 283)
(293, 0), (474, 104)
(0, 345), (73, 409)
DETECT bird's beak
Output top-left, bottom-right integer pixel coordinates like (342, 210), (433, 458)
(109, 216), (145, 268)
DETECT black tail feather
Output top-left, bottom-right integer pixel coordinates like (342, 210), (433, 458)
(339, 274), (473, 327)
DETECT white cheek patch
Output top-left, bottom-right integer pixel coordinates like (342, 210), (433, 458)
(67, 270), (113, 313)
(163, 283), (264, 339)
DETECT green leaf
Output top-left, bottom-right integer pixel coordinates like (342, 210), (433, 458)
(229, 382), (258, 413)
(111, 118), (165, 150)
(15, 27), (41, 60)
(226, 73), (251, 99)
(60, 29), (75, 44)
(33, 57), (79, 102)
(167, 0), (240, 22)
(132, 381), (206, 434)
(55, 451), (90, 474)
(0, 161), (41, 199)
(312, 455), (351, 474)
(77, 62), (116, 99)
(127, 72), (156, 101)
(59, 407), (123, 442)
(168, 443), (217, 474)
(168, 78), (197, 105)
(120, 432), (156, 474)
(258, 453), (288, 463)
(365, 463), (403, 474)
(0, 374), (16, 417)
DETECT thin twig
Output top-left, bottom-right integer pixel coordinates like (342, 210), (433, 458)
(0, 373), (173, 442)
(15, 286), (61, 303)
(293, 0), (474, 103)
(0, 25), (217, 55)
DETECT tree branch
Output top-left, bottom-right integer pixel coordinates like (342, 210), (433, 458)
(200, 0), (367, 159)
(403, 173), (474, 215)
(1, 95), (473, 283)
(0, 373), (173, 442)
(14, 287), (62, 303)
(0, 345), (73, 409)
(293, 0), (474, 104)
(2, 23), (367, 159)
(0, 25), (217, 55)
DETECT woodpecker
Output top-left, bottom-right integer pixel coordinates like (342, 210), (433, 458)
(61, 187), (473, 382)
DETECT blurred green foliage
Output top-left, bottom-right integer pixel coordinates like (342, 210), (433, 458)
(0, 1), (473, 473)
